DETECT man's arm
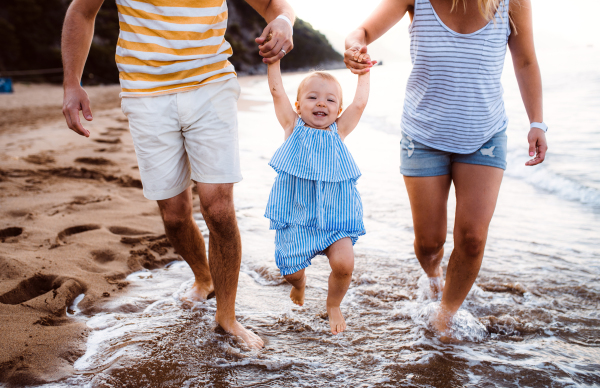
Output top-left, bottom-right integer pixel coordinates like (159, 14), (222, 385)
(61, 0), (104, 137)
(245, 0), (295, 64)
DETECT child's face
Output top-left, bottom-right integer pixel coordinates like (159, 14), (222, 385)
(295, 78), (342, 129)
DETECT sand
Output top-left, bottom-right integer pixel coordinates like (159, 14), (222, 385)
(0, 79), (262, 386)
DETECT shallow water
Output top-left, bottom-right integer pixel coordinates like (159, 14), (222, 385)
(39, 46), (600, 387)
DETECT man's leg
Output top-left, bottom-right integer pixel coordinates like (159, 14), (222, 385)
(404, 174), (452, 299)
(157, 187), (214, 301)
(196, 182), (264, 349)
(433, 163), (503, 335)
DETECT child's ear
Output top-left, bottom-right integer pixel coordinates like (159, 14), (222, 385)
(338, 106), (343, 116)
(295, 101), (300, 114)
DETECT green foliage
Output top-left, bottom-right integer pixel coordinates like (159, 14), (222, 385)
(0, 0), (342, 84)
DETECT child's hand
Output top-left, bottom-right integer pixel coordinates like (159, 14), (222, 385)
(344, 45), (376, 74)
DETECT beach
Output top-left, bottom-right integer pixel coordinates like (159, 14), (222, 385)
(1, 55), (599, 386)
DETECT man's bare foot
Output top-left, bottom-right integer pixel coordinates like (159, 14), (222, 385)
(327, 305), (347, 335)
(289, 273), (306, 306)
(428, 266), (444, 300)
(181, 278), (214, 305)
(216, 315), (264, 350)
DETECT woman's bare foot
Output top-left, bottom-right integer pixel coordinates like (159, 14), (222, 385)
(216, 314), (264, 350)
(181, 278), (214, 306)
(289, 273), (306, 306)
(327, 305), (347, 335)
(430, 305), (458, 343)
(429, 266), (444, 300)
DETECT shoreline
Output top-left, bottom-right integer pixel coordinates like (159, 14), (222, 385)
(0, 78), (268, 385)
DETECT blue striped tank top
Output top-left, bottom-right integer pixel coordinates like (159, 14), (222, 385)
(401, 0), (511, 154)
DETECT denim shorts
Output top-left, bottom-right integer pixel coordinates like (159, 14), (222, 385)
(400, 130), (508, 177)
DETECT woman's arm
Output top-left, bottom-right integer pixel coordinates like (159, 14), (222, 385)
(267, 61), (297, 138)
(508, 0), (548, 166)
(345, 0), (414, 74)
(337, 72), (370, 140)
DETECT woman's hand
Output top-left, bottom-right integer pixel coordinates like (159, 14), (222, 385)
(344, 45), (376, 75)
(525, 128), (548, 166)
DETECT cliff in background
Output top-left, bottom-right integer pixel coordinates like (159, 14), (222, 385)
(0, 0), (343, 84)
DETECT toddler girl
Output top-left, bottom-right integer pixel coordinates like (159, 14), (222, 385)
(264, 56), (375, 335)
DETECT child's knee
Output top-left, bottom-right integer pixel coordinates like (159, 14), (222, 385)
(331, 259), (354, 278)
(284, 270), (304, 283)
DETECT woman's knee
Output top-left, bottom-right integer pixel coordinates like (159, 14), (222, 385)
(456, 230), (487, 258)
(414, 237), (446, 259)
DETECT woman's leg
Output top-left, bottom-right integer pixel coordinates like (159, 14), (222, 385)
(404, 174), (453, 298)
(325, 237), (355, 334)
(434, 163), (503, 334)
(284, 269), (306, 306)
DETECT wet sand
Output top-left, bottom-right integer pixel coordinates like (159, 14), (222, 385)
(0, 79), (264, 385)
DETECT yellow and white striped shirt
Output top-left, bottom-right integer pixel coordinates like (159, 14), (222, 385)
(116, 0), (236, 97)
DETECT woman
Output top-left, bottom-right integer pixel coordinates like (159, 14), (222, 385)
(344, 0), (548, 338)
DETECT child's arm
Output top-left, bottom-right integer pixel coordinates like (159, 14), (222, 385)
(268, 60), (297, 138)
(336, 70), (372, 140)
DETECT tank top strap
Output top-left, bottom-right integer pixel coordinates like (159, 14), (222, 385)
(329, 121), (338, 134)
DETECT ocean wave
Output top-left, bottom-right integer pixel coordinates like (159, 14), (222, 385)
(506, 150), (600, 208)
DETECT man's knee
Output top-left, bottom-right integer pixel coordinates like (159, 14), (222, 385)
(200, 195), (235, 231)
(158, 195), (193, 229)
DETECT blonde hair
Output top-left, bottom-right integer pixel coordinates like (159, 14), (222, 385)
(451, 0), (516, 33)
(451, 0), (504, 21)
(296, 71), (343, 109)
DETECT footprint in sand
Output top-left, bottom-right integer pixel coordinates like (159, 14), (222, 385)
(0, 273), (84, 316)
(54, 224), (101, 246)
(22, 153), (56, 165)
(93, 138), (121, 144)
(90, 249), (117, 264)
(108, 226), (153, 236)
(75, 157), (115, 166)
(0, 227), (23, 242)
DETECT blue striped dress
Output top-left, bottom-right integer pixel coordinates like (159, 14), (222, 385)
(265, 118), (365, 276)
(402, 0), (511, 153)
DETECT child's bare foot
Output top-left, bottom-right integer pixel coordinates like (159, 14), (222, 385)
(429, 266), (444, 300)
(327, 305), (347, 334)
(289, 273), (306, 306)
(181, 278), (214, 306)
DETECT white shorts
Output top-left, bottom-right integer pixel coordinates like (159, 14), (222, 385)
(121, 78), (243, 200)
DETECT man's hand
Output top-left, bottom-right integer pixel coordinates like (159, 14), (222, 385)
(62, 85), (93, 137)
(344, 45), (375, 75)
(255, 18), (293, 64)
(525, 127), (548, 166)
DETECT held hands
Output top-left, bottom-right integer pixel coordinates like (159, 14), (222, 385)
(525, 127), (548, 166)
(344, 45), (377, 75)
(256, 17), (293, 64)
(62, 85), (93, 137)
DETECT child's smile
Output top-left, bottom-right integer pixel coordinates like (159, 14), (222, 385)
(295, 78), (342, 129)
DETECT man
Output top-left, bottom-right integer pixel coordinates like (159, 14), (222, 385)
(62, 0), (295, 349)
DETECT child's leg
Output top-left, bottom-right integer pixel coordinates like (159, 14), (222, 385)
(284, 268), (306, 306)
(325, 237), (354, 335)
